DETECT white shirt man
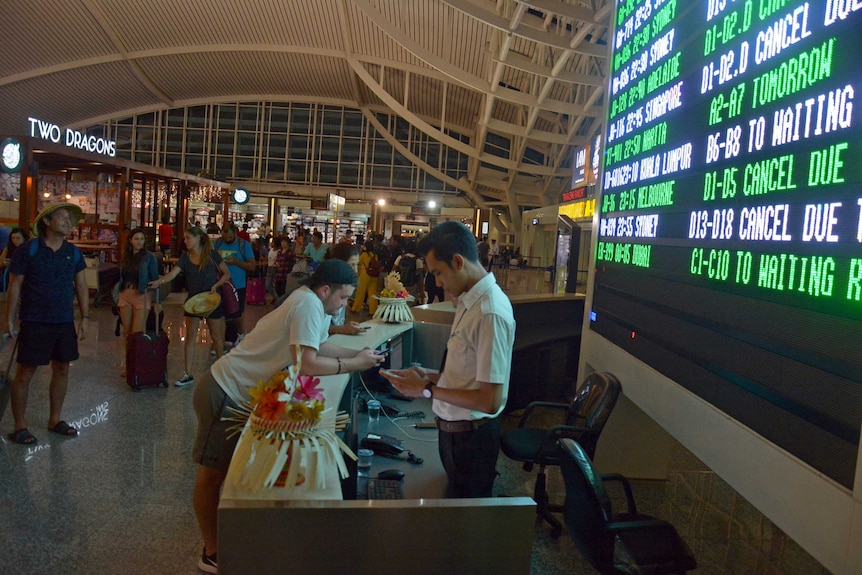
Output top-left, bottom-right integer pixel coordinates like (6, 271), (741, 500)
(382, 221), (515, 498)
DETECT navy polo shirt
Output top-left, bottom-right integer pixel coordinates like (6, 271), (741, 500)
(10, 238), (86, 324)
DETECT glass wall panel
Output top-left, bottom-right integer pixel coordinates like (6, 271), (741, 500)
(187, 106), (207, 129)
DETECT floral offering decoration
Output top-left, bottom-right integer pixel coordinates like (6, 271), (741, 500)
(374, 270), (415, 322)
(379, 270), (410, 298)
(224, 345), (355, 492)
(248, 368), (325, 425)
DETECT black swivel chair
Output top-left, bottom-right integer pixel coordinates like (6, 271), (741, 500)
(500, 371), (622, 538)
(558, 438), (697, 574)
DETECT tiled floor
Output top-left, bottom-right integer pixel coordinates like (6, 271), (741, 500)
(0, 269), (830, 574)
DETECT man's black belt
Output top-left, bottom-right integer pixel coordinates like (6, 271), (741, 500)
(435, 417), (492, 433)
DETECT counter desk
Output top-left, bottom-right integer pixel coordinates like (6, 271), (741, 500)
(218, 318), (535, 575)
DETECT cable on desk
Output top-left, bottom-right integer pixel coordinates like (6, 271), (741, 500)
(358, 371), (439, 443)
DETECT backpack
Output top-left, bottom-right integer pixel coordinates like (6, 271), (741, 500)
(366, 255), (381, 277)
(214, 237), (251, 262)
(398, 255), (417, 286)
(373, 243), (389, 266)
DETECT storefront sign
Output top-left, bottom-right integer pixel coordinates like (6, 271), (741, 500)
(411, 204), (440, 215)
(560, 187), (586, 203)
(558, 199), (595, 220)
(28, 117), (116, 157)
(328, 192), (345, 212)
(1, 138), (22, 173)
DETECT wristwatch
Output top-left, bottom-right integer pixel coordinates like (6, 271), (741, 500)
(422, 381), (435, 399)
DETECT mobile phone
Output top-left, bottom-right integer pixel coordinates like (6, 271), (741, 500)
(359, 325), (371, 331)
(377, 348), (391, 356)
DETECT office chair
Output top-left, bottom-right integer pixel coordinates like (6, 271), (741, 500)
(500, 371), (621, 538)
(558, 438), (697, 574)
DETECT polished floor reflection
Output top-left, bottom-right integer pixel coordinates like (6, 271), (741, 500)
(0, 269), (830, 574)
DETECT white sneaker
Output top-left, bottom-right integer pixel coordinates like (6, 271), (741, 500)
(198, 547), (217, 573)
(175, 373), (194, 387)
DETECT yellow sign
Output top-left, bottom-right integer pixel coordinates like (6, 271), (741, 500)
(558, 199), (595, 220)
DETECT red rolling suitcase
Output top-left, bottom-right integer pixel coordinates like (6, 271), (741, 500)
(126, 290), (170, 391)
(246, 277), (266, 305)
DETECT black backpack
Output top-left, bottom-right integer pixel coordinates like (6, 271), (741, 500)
(398, 255), (418, 286)
(373, 243), (389, 266)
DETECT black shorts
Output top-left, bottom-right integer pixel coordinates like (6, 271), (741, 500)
(225, 287), (246, 320)
(17, 321), (79, 366)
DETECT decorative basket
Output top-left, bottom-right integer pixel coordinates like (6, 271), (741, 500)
(225, 408), (355, 492)
(249, 413), (320, 435)
(373, 295), (415, 323)
(222, 351), (356, 493)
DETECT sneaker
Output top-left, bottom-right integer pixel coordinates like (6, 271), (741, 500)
(175, 373), (194, 387)
(198, 548), (217, 573)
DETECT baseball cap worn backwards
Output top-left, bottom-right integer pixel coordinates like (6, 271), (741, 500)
(302, 259), (358, 287)
(34, 202), (83, 237)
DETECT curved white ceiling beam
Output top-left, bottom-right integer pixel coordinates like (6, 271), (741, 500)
(350, 0), (589, 115)
(442, 0), (607, 58)
(349, 57), (565, 177)
(81, 0), (174, 106)
(496, 52), (604, 87)
(361, 108), (486, 207)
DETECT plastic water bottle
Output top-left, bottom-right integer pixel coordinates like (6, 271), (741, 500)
(357, 449), (373, 477)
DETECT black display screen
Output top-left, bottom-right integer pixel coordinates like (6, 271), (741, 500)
(592, 0), (862, 488)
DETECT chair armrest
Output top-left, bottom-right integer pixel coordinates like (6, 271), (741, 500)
(534, 424), (592, 463)
(601, 474), (638, 515)
(518, 401), (569, 428)
(606, 518), (677, 534)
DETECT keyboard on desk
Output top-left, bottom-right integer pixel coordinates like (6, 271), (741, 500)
(367, 478), (404, 500)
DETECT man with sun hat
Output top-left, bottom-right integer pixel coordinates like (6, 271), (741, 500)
(4, 202), (89, 445)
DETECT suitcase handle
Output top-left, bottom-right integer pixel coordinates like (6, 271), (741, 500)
(149, 285), (163, 333)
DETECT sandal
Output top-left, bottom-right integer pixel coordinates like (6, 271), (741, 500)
(7, 428), (38, 445)
(48, 421), (78, 438)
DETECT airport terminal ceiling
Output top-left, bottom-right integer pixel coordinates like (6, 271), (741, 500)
(0, 0), (613, 222)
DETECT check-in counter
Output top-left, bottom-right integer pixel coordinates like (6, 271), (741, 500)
(218, 318), (536, 574)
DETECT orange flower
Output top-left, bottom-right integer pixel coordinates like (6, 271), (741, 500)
(255, 388), (286, 421)
(269, 371), (289, 389)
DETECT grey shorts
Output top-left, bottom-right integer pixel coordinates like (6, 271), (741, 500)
(192, 368), (242, 472)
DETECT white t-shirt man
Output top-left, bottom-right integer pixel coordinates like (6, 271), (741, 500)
(211, 286), (329, 406)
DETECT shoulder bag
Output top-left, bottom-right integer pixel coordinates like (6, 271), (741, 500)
(211, 253), (240, 315)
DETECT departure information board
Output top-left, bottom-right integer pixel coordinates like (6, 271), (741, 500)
(592, 0), (862, 488)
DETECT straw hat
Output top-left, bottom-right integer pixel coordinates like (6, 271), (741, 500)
(184, 292), (221, 317)
(34, 202), (83, 237)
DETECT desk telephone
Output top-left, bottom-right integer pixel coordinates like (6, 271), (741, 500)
(361, 433), (405, 456)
